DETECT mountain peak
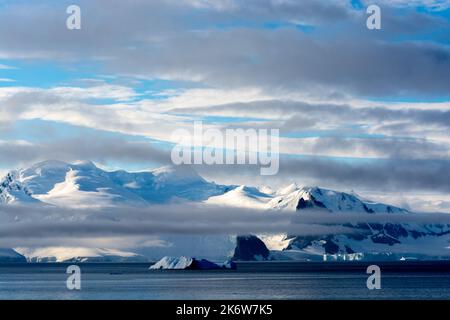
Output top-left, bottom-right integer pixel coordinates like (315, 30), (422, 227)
(72, 160), (97, 169)
(277, 183), (299, 195)
(301, 186), (327, 197)
(27, 160), (70, 170)
(22, 160), (99, 175)
(151, 164), (205, 183)
(1, 160), (229, 206)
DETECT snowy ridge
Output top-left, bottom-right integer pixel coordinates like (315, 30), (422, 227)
(271, 186), (408, 214)
(206, 185), (272, 209)
(0, 160), (230, 207)
(209, 184), (408, 214)
(0, 171), (38, 204)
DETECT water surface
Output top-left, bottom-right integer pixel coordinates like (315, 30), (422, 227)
(0, 263), (449, 300)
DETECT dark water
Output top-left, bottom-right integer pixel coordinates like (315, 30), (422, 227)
(0, 263), (449, 300)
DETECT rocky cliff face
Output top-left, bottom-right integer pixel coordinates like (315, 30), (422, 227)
(232, 235), (270, 261)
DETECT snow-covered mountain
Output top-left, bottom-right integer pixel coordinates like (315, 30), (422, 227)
(1, 160), (449, 262)
(0, 160), (231, 207)
(207, 184), (408, 214)
(0, 172), (39, 205)
(0, 160), (235, 262)
(209, 185), (450, 260)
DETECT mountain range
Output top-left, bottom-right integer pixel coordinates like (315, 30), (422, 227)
(1, 160), (449, 262)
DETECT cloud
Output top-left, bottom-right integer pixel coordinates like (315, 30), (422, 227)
(169, 99), (450, 159)
(0, 1), (449, 97)
(2, 84), (450, 196)
(0, 86), (192, 141)
(168, 98), (450, 131)
(279, 136), (450, 159)
(4, 85), (450, 161)
(194, 156), (450, 194)
(49, 84), (139, 102)
(0, 203), (354, 249)
(277, 157), (450, 193)
(0, 136), (171, 168)
(0, 202), (449, 248)
(0, 63), (16, 69)
(179, 0), (353, 23)
(108, 29), (450, 97)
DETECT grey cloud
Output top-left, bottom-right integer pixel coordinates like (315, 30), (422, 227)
(302, 136), (449, 159)
(0, 220), (354, 239)
(0, 1), (449, 97)
(0, 204), (357, 241)
(0, 136), (171, 168)
(280, 158), (450, 193)
(1, 203), (449, 247)
(195, 0), (353, 23)
(171, 100), (450, 159)
(170, 100), (450, 130)
(109, 30), (450, 97)
(195, 157), (450, 193)
(0, 1), (449, 200)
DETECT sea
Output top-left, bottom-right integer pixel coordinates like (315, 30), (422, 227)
(0, 262), (449, 300)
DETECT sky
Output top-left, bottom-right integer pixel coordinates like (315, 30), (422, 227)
(1, 0), (450, 212)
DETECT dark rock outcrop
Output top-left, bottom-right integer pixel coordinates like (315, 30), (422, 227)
(232, 235), (270, 261)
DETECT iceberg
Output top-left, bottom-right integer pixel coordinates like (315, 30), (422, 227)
(150, 256), (222, 270)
